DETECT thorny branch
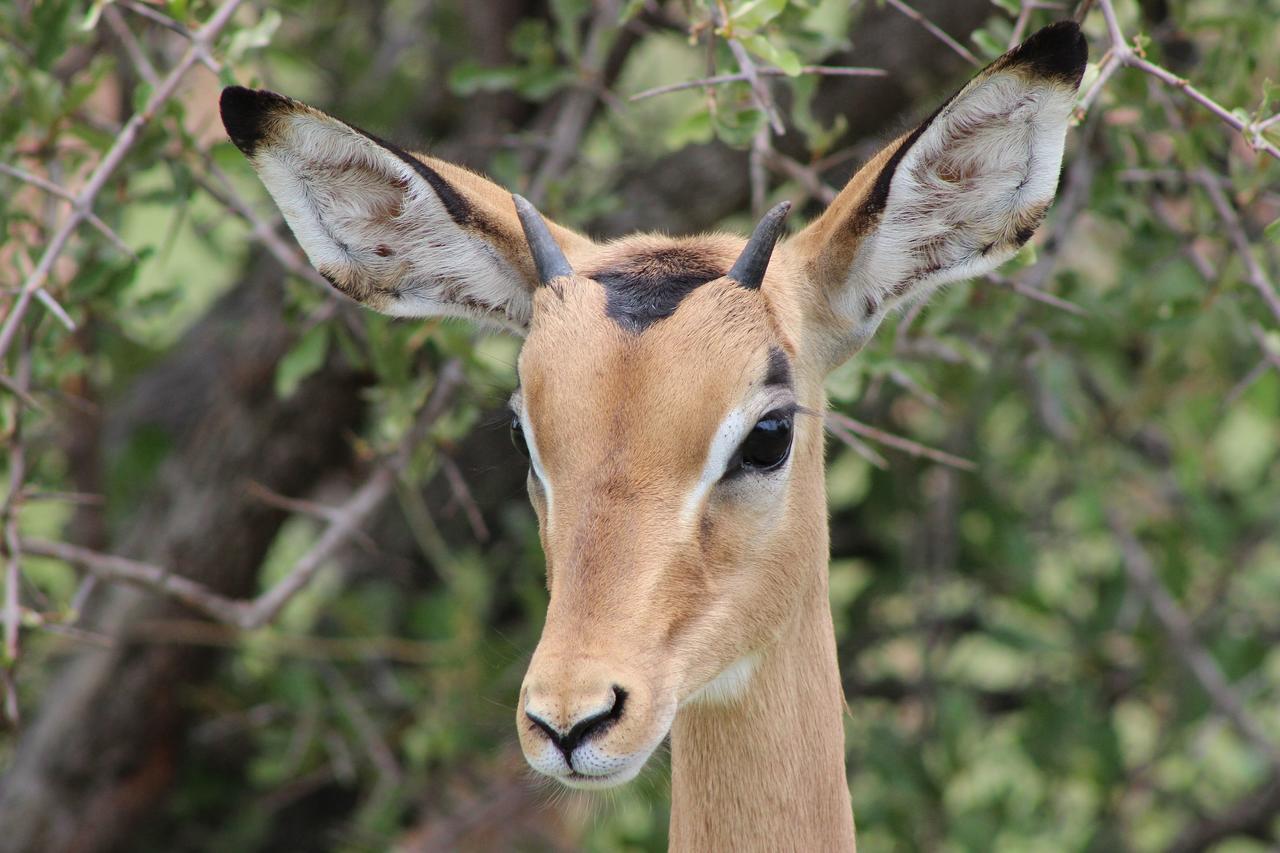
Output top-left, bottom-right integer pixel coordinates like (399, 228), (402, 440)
(1082, 0), (1280, 163)
(0, 0), (246, 362)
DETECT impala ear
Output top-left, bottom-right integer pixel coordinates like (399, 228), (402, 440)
(219, 87), (592, 334)
(791, 21), (1087, 365)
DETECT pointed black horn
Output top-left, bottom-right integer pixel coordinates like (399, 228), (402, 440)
(513, 194), (573, 285)
(728, 201), (792, 290)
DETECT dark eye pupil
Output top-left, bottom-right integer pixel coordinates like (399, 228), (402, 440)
(739, 413), (793, 471)
(510, 417), (530, 459)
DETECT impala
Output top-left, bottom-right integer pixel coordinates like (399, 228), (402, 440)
(221, 21), (1086, 849)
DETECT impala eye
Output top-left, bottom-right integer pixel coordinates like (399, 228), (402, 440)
(510, 416), (530, 459)
(732, 410), (793, 474)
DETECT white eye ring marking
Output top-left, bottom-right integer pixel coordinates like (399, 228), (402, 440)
(678, 395), (796, 527)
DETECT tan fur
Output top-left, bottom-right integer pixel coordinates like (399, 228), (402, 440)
(224, 24), (1085, 850)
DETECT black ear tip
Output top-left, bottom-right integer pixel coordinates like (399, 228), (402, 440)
(219, 86), (291, 156)
(1007, 20), (1088, 85)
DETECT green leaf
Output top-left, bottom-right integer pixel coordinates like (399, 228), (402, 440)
(665, 108), (714, 149)
(80, 0), (108, 32)
(712, 105), (766, 148)
(226, 9), (281, 62)
(448, 63), (524, 96)
(275, 326), (330, 398)
(1265, 216), (1280, 243)
(971, 28), (1006, 61)
(742, 33), (803, 76)
(731, 0), (789, 31)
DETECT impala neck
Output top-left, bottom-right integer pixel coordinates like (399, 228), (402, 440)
(668, 571), (856, 850)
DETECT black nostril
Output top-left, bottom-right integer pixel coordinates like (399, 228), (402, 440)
(526, 686), (628, 768)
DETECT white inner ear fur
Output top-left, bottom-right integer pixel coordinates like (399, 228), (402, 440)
(254, 112), (532, 331)
(833, 72), (1076, 342)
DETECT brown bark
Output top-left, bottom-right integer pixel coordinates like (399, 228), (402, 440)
(0, 266), (370, 852)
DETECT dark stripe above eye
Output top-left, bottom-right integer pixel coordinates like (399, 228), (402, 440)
(765, 346), (792, 388)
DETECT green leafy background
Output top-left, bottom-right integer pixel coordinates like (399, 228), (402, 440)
(2, 0), (1278, 850)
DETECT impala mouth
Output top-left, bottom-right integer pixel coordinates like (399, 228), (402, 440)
(557, 761), (646, 790)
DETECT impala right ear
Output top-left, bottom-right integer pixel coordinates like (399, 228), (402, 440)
(791, 22), (1087, 365)
(220, 87), (592, 334)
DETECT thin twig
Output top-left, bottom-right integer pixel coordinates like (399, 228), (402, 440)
(439, 455), (490, 543)
(826, 411), (977, 471)
(103, 6), (160, 87)
(1, 344), (31, 725)
(884, 0), (980, 66)
(629, 65), (886, 102)
(824, 415), (889, 470)
(1109, 510), (1280, 770)
(986, 273), (1089, 316)
(21, 361), (466, 630)
(717, 14), (786, 135)
(1191, 169), (1280, 324)
(1084, 0), (1280, 162)
(0, 164), (133, 257)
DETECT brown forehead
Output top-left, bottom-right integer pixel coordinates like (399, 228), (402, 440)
(518, 257), (784, 478)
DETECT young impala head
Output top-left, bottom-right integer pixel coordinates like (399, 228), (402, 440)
(223, 20), (1085, 806)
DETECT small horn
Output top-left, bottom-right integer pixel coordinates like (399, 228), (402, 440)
(728, 201), (792, 290)
(513, 194), (573, 285)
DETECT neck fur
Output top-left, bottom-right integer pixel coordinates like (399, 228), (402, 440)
(668, 573), (856, 850)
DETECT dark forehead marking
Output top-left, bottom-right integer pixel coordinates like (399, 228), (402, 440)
(584, 246), (726, 333)
(765, 346), (792, 388)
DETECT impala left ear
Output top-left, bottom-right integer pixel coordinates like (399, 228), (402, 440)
(791, 21), (1087, 366)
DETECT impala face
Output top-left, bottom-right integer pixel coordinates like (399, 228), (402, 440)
(509, 228), (831, 787)
(221, 21), (1086, 791)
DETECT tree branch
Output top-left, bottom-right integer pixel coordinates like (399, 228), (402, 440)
(22, 361), (467, 631)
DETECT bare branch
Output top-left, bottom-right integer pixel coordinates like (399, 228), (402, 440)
(526, 0), (621, 205)
(19, 361), (467, 631)
(826, 411), (977, 471)
(1191, 169), (1280, 324)
(19, 538), (249, 625)
(710, 3), (785, 135)
(824, 415), (889, 470)
(764, 148), (839, 204)
(986, 273), (1089, 317)
(103, 6), (159, 87)
(1109, 510), (1280, 770)
(0, 0), (246, 362)
(1, 342), (32, 725)
(0, 164), (132, 257)
(1084, 0), (1280, 162)
(629, 65), (886, 102)
(883, 0), (981, 67)
(439, 455), (490, 543)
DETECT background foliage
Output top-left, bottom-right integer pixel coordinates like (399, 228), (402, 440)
(2, 0), (1279, 850)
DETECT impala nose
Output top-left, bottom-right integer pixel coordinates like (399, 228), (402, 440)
(525, 685), (628, 769)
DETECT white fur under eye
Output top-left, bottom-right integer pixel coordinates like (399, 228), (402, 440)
(678, 394), (796, 527)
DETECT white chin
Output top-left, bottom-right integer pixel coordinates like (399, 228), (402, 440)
(556, 759), (647, 790)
